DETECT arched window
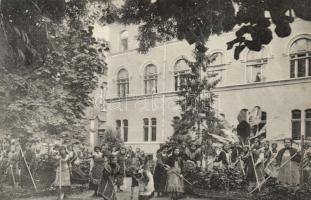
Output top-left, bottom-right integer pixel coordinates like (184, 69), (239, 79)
(117, 69), (129, 98)
(120, 30), (128, 52)
(292, 110), (301, 140)
(209, 52), (224, 67)
(174, 59), (190, 91)
(289, 38), (311, 78)
(305, 109), (311, 138)
(207, 52), (225, 86)
(246, 47), (268, 83)
(144, 64), (158, 94)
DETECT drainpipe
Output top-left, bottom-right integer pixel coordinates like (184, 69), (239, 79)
(161, 43), (167, 145)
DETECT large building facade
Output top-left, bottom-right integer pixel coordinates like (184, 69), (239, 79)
(104, 19), (311, 155)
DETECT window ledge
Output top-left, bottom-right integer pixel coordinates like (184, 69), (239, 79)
(124, 141), (163, 145)
(107, 77), (311, 102)
(213, 76), (311, 92)
(107, 92), (178, 102)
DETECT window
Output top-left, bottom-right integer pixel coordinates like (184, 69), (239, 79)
(209, 52), (224, 67)
(259, 111), (267, 138)
(144, 64), (158, 94)
(172, 116), (180, 133)
(292, 110), (301, 140)
(98, 129), (106, 144)
(0, 91), (5, 97)
(143, 118), (149, 141)
(116, 120), (121, 136)
(174, 59), (190, 91)
(206, 52), (225, 86)
(120, 30), (128, 52)
(100, 82), (107, 111)
(117, 69), (129, 98)
(289, 38), (311, 78)
(151, 118), (157, 141)
(305, 109), (311, 139)
(246, 47), (267, 83)
(123, 120), (128, 142)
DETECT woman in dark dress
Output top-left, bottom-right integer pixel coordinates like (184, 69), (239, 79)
(116, 147), (127, 192)
(97, 157), (117, 200)
(153, 146), (169, 197)
(165, 147), (184, 200)
(89, 146), (106, 196)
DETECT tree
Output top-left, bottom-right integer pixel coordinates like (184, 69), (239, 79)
(102, 0), (311, 57)
(0, 0), (108, 141)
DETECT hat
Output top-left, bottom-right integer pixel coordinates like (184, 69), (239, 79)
(94, 146), (101, 151)
(59, 146), (67, 152)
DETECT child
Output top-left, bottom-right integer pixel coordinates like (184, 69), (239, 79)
(271, 143), (278, 155)
(137, 159), (154, 200)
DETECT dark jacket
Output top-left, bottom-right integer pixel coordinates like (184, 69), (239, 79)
(275, 147), (301, 166)
(215, 151), (230, 166)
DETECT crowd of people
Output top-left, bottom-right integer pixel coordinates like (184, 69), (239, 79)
(153, 137), (311, 197)
(1, 136), (311, 200)
(0, 139), (157, 200)
(0, 139), (92, 192)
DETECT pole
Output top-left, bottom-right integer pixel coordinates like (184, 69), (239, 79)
(239, 157), (246, 177)
(18, 143), (38, 192)
(59, 158), (62, 200)
(10, 165), (16, 186)
(247, 141), (260, 192)
(300, 135), (305, 187)
(250, 151), (299, 193)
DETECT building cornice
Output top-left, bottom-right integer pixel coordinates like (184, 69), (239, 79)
(107, 77), (311, 103)
(213, 76), (311, 93)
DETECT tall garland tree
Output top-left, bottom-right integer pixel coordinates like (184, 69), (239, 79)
(171, 48), (224, 143)
(0, 0), (108, 141)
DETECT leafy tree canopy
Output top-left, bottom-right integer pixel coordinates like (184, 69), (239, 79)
(0, 0), (108, 141)
(102, 0), (311, 58)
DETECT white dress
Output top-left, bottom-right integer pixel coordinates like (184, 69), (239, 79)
(277, 150), (300, 185)
(54, 155), (71, 187)
(138, 170), (154, 196)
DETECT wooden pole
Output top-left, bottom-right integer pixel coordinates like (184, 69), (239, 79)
(250, 151), (299, 193)
(247, 140), (260, 192)
(18, 143), (38, 192)
(300, 135), (305, 187)
(239, 157), (246, 177)
(10, 165), (16, 186)
(59, 158), (62, 200)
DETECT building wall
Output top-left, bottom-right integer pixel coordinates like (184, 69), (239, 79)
(105, 19), (311, 155)
(84, 74), (108, 149)
(214, 78), (311, 140)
